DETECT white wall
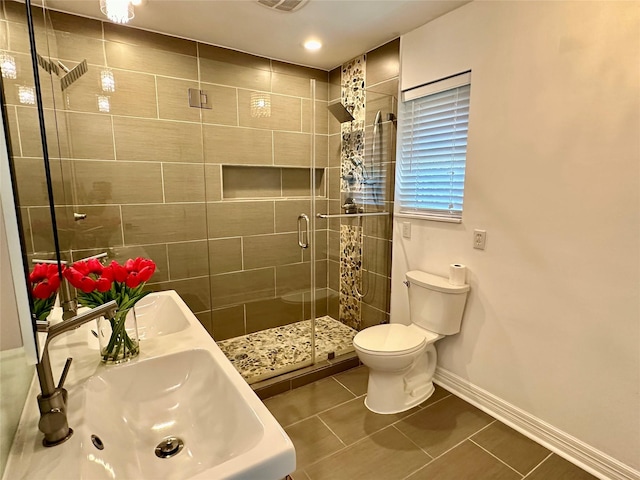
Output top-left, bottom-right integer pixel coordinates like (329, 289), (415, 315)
(393, 0), (639, 473)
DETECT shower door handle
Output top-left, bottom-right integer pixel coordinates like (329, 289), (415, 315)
(297, 214), (309, 249)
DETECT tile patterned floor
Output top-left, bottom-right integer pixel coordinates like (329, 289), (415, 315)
(263, 366), (598, 480)
(217, 316), (357, 383)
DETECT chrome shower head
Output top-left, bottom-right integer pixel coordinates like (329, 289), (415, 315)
(327, 100), (355, 123)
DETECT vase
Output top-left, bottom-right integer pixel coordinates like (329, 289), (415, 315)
(97, 306), (140, 364)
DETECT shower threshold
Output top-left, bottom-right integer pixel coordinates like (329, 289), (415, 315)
(217, 316), (358, 384)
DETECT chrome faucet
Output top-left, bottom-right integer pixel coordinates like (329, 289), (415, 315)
(36, 300), (118, 447)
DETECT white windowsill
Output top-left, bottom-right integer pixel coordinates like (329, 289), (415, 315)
(394, 212), (462, 224)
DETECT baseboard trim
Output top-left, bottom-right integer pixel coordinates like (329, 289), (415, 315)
(434, 367), (639, 480)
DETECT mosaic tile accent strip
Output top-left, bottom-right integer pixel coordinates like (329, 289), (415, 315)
(338, 55), (366, 331)
(339, 224), (362, 329)
(340, 55), (367, 193)
(217, 316), (358, 384)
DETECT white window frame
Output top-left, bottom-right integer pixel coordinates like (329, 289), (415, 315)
(395, 71), (471, 223)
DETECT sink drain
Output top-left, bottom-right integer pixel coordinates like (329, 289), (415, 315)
(155, 436), (184, 459)
(91, 434), (104, 450)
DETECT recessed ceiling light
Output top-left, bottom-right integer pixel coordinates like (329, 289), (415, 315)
(304, 40), (322, 51)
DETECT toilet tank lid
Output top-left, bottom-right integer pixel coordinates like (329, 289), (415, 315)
(406, 270), (470, 293)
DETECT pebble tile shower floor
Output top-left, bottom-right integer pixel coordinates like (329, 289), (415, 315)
(217, 316), (358, 384)
(264, 366), (599, 480)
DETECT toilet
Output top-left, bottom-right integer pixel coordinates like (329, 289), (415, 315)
(353, 270), (469, 414)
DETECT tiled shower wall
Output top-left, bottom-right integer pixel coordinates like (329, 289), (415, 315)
(1, 1), (331, 338)
(328, 39), (399, 329)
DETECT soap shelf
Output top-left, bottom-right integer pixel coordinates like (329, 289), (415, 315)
(316, 212), (389, 219)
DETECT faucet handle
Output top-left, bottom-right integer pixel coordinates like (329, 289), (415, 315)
(57, 357), (73, 389)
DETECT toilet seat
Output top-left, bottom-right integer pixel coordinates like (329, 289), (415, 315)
(354, 324), (426, 356)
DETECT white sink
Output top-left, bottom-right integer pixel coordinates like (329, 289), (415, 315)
(135, 294), (190, 339)
(81, 349), (264, 479)
(4, 291), (296, 480)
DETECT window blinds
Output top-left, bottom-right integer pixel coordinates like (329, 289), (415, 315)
(398, 76), (470, 220)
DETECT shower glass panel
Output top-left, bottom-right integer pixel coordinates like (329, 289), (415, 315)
(206, 68), (323, 384)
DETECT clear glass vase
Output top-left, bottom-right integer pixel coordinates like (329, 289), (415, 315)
(97, 306), (140, 364)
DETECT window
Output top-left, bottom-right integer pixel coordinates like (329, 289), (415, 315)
(397, 72), (471, 222)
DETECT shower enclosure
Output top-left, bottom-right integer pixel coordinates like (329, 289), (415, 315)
(1, 0), (396, 386)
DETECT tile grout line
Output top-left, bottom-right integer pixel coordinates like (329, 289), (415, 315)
(315, 415), (348, 448)
(521, 452), (554, 479)
(469, 438), (525, 478)
(331, 374), (360, 397)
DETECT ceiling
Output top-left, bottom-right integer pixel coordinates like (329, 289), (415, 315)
(41, 0), (470, 71)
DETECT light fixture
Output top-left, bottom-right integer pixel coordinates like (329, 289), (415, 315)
(100, 68), (116, 92)
(304, 40), (322, 51)
(250, 92), (271, 118)
(100, 0), (134, 24)
(0, 52), (17, 79)
(17, 85), (35, 105)
(97, 95), (111, 113)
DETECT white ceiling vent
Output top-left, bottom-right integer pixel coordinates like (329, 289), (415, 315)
(257, 0), (310, 13)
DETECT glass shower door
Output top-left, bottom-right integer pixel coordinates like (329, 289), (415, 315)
(200, 67), (323, 384)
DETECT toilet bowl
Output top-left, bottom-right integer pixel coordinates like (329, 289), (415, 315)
(354, 323), (442, 414)
(354, 270), (469, 414)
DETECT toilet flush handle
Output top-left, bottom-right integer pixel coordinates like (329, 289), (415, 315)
(403, 280), (410, 288)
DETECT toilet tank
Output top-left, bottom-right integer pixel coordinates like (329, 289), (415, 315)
(406, 270), (470, 335)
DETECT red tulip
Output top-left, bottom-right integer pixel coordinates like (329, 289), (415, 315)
(78, 275), (97, 293)
(33, 281), (53, 299)
(137, 265), (155, 283)
(110, 261), (128, 282)
(95, 276), (112, 292)
(86, 258), (104, 274)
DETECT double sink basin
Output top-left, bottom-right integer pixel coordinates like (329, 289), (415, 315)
(4, 291), (296, 480)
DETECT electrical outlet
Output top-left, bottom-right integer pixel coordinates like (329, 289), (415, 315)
(473, 229), (486, 250)
(402, 222), (411, 239)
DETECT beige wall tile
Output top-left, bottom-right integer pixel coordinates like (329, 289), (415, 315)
(163, 163), (206, 202)
(329, 133), (341, 167)
(329, 67), (341, 101)
(199, 43), (271, 90)
(327, 167), (340, 201)
(275, 199), (311, 233)
(366, 38), (400, 87)
(203, 125), (272, 165)
(2, 52), (65, 109)
(156, 76), (200, 122)
(72, 160), (163, 205)
(245, 298), (303, 333)
(281, 168), (324, 197)
(223, 166), (281, 199)
(211, 305), (245, 340)
(149, 276), (211, 313)
(238, 89), (301, 132)
(11, 157), (71, 207)
(205, 164), (222, 201)
(272, 72), (313, 99)
(210, 268), (275, 308)
(200, 83), (238, 126)
(208, 237), (242, 274)
(104, 22), (197, 56)
(315, 134), (328, 168)
(275, 262), (311, 297)
(105, 40), (198, 80)
(274, 132), (311, 167)
(16, 107), (70, 159)
(243, 233), (303, 269)
(167, 240), (209, 280)
(362, 236), (391, 277)
(122, 203), (207, 245)
(328, 259), (340, 291)
(361, 303), (389, 329)
(38, 205), (122, 251)
(195, 311), (213, 336)
(113, 117), (203, 162)
(63, 68), (158, 118)
(207, 201), (274, 238)
(365, 89), (397, 127)
(302, 100), (329, 134)
(48, 10), (102, 39)
(64, 112), (114, 159)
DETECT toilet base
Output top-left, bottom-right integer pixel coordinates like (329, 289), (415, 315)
(364, 381), (435, 414)
(360, 343), (438, 415)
